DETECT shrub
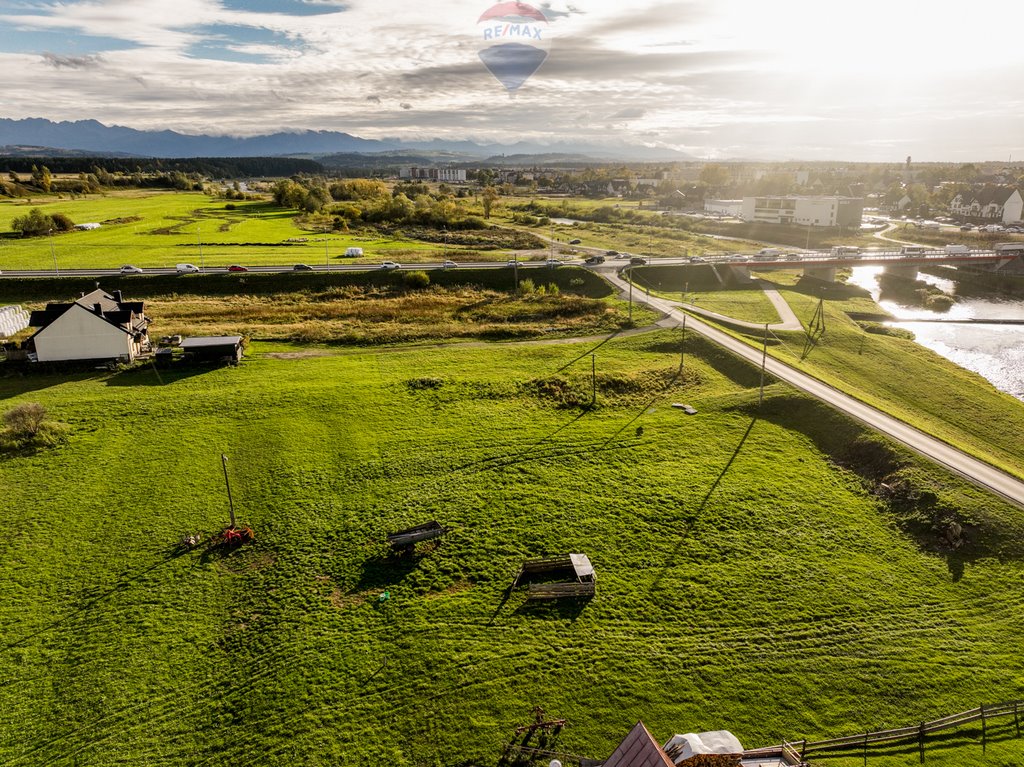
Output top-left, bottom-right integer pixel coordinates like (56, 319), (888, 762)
(49, 212), (76, 232)
(1, 403), (68, 451)
(402, 270), (430, 289)
(4, 403), (47, 437)
(518, 278), (535, 295)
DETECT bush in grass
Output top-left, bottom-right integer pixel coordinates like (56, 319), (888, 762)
(402, 270), (430, 290)
(407, 377), (444, 390)
(856, 321), (916, 341)
(1, 403), (69, 451)
(518, 278), (535, 295)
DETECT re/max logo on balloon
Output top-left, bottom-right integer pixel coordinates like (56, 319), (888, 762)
(481, 23), (543, 41)
(476, 2), (551, 95)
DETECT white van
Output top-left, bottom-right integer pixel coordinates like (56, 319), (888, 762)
(943, 244), (970, 254)
(176, 263), (200, 274)
(344, 247), (364, 257)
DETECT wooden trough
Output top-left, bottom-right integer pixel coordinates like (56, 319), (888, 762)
(513, 554), (596, 600)
(386, 520), (446, 550)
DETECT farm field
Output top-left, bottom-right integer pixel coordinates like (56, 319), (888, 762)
(0, 192), (529, 270)
(2, 332), (1024, 766)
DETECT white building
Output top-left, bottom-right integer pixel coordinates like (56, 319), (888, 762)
(740, 195), (864, 227)
(399, 167), (467, 183)
(704, 199), (744, 217)
(27, 289), (149, 363)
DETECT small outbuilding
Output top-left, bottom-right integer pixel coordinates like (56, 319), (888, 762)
(179, 335), (243, 365)
(513, 553), (596, 600)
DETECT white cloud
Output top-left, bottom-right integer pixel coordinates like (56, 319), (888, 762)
(0, 0), (1020, 159)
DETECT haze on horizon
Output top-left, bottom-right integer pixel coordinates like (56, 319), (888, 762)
(1, 0), (1022, 163)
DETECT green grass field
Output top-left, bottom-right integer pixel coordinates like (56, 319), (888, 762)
(0, 192), (523, 270)
(3, 332), (1024, 766)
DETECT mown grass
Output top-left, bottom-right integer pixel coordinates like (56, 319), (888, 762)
(2, 332), (1024, 766)
(677, 273), (1024, 480)
(0, 192), (533, 270)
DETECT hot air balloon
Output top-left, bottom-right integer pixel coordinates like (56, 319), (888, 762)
(477, 2), (550, 94)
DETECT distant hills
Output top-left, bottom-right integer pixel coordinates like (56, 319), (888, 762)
(0, 118), (692, 164)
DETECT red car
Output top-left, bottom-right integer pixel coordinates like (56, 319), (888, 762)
(227, 265), (249, 272)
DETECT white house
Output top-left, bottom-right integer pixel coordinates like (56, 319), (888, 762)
(950, 186), (1023, 223)
(27, 289), (149, 363)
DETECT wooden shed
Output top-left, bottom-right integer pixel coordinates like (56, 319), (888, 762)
(513, 553), (596, 600)
(180, 335), (243, 365)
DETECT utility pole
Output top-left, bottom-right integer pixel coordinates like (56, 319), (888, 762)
(324, 226), (330, 270)
(48, 229), (59, 276)
(513, 255), (519, 292)
(221, 453), (236, 528)
(198, 226), (205, 273)
(591, 353), (596, 406)
(680, 313), (687, 370)
(759, 322), (768, 406)
(628, 268), (633, 322)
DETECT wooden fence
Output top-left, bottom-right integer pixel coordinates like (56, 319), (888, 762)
(744, 700), (1023, 764)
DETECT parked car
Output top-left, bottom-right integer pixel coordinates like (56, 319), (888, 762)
(606, 250), (619, 256)
(568, 238), (582, 245)
(688, 256), (706, 263)
(783, 253), (801, 261)
(442, 260), (459, 269)
(380, 261), (401, 269)
(120, 264), (143, 274)
(506, 259), (520, 267)
(960, 225), (974, 231)
(629, 256), (647, 266)
(227, 264), (248, 272)
(293, 263), (314, 271)
(584, 255), (605, 265)
(545, 259), (563, 267)
(1005, 226), (1022, 233)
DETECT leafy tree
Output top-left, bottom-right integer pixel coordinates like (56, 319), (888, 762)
(699, 163), (730, 192)
(11, 208), (54, 237)
(481, 186), (499, 219)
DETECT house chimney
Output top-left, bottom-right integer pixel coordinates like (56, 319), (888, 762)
(93, 303), (103, 316)
(113, 290), (124, 303)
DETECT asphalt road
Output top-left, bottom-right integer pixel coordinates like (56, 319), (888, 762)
(602, 267), (1024, 509)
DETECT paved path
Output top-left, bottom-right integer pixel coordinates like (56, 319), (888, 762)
(599, 266), (1024, 508)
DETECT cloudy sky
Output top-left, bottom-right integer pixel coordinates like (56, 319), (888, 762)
(1, 0), (1023, 161)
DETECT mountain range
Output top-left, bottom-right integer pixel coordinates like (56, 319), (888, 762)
(0, 118), (692, 163)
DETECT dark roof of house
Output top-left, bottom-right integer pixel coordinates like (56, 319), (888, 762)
(603, 722), (676, 767)
(957, 186), (1020, 207)
(29, 294), (148, 334)
(179, 335), (243, 349)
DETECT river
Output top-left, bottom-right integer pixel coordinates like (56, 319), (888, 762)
(846, 266), (1024, 402)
